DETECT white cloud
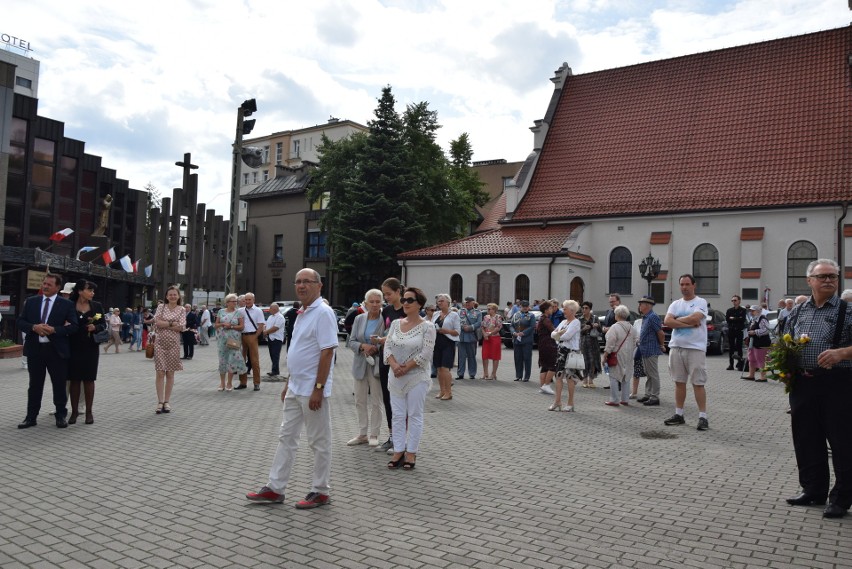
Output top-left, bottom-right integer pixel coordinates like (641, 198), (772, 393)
(5, 0), (850, 216)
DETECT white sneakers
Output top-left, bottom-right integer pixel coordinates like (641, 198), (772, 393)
(347, 436), (368, 446)
(540, 384), (555, 395)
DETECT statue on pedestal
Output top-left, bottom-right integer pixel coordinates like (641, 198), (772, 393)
(92, 194), (113, 237)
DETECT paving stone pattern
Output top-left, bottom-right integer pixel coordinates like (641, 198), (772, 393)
(1, 341), (850, 568)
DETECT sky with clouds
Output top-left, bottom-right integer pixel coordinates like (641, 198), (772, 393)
(5, 0), (851, 216)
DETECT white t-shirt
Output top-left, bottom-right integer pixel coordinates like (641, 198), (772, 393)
(265, 312), (286, 342)
(666, 296), (708, 351)
(287, 298), (338, 397)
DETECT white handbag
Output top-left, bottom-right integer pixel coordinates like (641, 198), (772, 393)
(566, 351), (585, 370)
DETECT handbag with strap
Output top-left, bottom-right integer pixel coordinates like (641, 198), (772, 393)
(606, 322), (631, 366)
(566, 350), (585, 370)
(226, 337), (241, 350)
(93, 327), (110, 344)
(145, 336), (155, 359)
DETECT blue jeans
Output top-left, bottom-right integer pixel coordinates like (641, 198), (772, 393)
(457, 341), (477, 378)
(513, 342), (533, 380)
(267, 339), (283, 376)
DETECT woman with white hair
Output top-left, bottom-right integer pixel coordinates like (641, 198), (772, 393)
(550, 300), (582, 412)
(214, 293), (247, 391)
(103, 308), (123, 354)
(432, 293), (460, 400)
(742, 304), (771, 382)
(603, 304), (639, 406)
(347, 289), (385, 446)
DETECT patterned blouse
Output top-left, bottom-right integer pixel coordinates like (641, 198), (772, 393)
(383, 319), (437, 397)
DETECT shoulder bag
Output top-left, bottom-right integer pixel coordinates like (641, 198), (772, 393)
(606, 323), (630, 367)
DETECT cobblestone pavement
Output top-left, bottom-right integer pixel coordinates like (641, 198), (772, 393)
(1, 340), (850, 568)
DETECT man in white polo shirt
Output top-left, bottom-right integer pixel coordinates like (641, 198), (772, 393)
(236, 292), (265, 391)
(246, 268), (338, 509)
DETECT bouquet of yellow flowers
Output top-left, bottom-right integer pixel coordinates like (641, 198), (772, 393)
(765, 332), (810, 393)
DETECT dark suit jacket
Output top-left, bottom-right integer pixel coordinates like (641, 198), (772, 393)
(17, 294), (79, 359)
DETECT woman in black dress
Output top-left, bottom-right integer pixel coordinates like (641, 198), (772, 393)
(68, 280), (107, 425)
(536, 301), (558, 394)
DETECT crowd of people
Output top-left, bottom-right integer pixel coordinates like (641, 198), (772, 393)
(14, 260), (852, 520)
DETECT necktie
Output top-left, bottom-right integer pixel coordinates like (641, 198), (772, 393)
(41, 298), (51, 323)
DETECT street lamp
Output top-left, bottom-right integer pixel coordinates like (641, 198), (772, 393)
(638, 252), (662, 296)
(225, 98), (257, 295)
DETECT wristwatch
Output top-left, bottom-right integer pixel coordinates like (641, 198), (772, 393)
(315, 383), (324, 390)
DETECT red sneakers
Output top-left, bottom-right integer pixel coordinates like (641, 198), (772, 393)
(295, 492), (330, 509)
(246, 486), (284, 503)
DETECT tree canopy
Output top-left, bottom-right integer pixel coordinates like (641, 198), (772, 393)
(309, 86), (487, 298)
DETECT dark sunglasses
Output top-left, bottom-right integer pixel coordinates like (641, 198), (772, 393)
(401, 297), (418, 304)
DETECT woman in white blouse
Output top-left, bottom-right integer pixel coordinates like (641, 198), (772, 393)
(550, 300), (582, 412)
(431, 293), (460, 400)
(384, 287), (436, 471)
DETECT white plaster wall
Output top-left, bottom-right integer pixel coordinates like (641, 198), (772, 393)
(400, 205), (844, 315)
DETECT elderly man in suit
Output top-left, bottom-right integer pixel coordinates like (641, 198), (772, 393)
(17, 274), (78, 429)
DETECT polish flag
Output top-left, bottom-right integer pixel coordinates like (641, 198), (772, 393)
(102, 247), (117, 265)
(132, 259), (141, 273)
(49, 228), (74, 242)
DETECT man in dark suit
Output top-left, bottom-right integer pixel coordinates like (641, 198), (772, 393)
(182, 304), (198, 360)
(17, 273), (78, 429)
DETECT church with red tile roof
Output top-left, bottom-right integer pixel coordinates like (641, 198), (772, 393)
(399, 26), (852, 312)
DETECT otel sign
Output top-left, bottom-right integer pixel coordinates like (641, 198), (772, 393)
(2, 33), (33, 52)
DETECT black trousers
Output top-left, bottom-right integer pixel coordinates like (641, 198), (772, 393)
(26, 343), (69, 419)
(267, 339), (282, 375)
(728, 329), (744, 366)
(182, 331), (195, 358)
(790, 370), (852, 508)
(378, 360), (393, 432)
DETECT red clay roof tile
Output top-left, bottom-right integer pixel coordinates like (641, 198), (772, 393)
(398, 224), (581, 259)
(513, 27), (852, 221)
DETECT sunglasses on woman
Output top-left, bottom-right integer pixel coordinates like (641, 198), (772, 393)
(401, 297), (418, 304)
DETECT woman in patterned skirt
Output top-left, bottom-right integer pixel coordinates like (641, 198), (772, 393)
(153, 285), (184, 414)
(215, 294), (247, 391)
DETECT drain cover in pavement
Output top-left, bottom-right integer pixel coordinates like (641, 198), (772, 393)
(640, 430), (678, 439)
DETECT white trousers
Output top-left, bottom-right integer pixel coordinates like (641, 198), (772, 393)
(354, 368), (383, 438)
(267, 392), (332, 495)
(391, 381), (429, 453)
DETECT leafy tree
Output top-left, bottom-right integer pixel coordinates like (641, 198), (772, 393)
(447, 132), (489, 229)
(311, 86), (487, 298)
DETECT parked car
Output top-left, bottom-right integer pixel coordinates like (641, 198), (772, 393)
(661, 309), (728, 355)
(597, 311), (640, 350)
(500, 310), (543, 348)
(333, 308), (349, 338)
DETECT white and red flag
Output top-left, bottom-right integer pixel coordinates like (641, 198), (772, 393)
(49, 228), (74, 242)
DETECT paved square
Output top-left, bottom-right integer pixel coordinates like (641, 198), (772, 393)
(1, 341), (850, 568)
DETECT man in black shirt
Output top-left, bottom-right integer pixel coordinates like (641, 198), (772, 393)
(283, 301), (301, 352)
(725, 295), (748, 370)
